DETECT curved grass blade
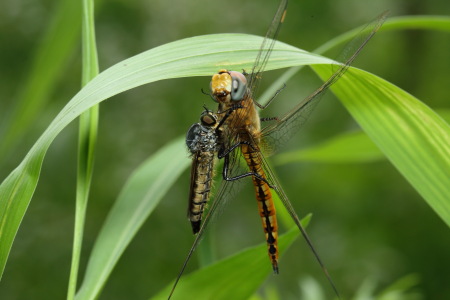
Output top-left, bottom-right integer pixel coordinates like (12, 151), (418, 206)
(313, 65), (450, 227)
(0, 34), (333, 279)
(315, 15), (450, 56)
(274, 108), (450, 165)
(274, 109), (450, 166)
(75, 137), (189, 300)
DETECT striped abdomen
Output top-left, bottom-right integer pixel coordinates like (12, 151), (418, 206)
(242, 143), (279, 273)
(188, 151), (216, 234)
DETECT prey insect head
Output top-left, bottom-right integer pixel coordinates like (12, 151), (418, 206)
(200, 109), (217, 127)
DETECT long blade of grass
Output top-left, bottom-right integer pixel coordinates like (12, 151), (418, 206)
(315, 15), (450, 55)
(67, 0), (100, 299)
(313, 65), (450, 226)
(273, 109), (450, 165)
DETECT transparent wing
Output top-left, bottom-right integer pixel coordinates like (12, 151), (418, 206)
(260, 11), (388, 156)
(223, 0), (288, 156)
(247, 0), (288, 99)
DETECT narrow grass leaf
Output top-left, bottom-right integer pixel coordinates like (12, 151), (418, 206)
(67, 0), (100, 298)
(315, 16), (450, 56)
(313, 65), (450, 227)
(274, 109), (450, 166)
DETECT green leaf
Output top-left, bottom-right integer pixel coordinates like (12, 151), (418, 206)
(0, 34), (333, 279)
(274, 109), (450, 166)
(315, 16), (450, 55)
(150, 226), (300, 300)
(75, 137), (190, 300)
(274, 108), (450, 166)
(313, 64), (450, 227)
(67, 0), (100, 299)
(274, 131), (384, 165)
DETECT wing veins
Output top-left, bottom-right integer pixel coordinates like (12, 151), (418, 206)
(260, 11), (388, 155)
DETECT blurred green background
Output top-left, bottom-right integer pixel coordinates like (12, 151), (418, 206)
(1, 0), (449, 299)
